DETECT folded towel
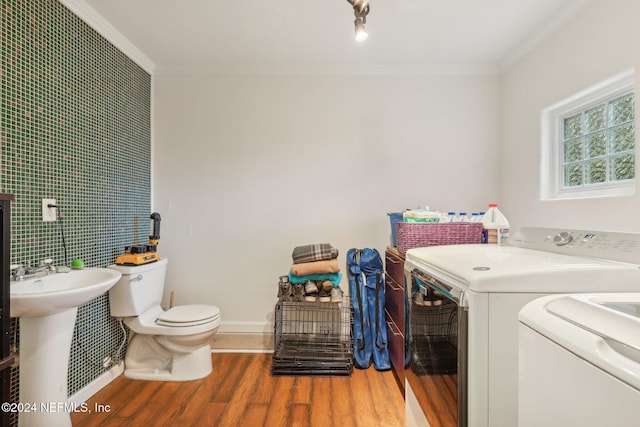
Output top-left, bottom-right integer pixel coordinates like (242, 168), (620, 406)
(288, 272), (343, 288)
(292, 243), (338, 264)
(290, 259), (340, 276)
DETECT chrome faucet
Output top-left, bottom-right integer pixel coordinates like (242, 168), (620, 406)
(10, 264), (25, 281)
(12, 259), (55, 281)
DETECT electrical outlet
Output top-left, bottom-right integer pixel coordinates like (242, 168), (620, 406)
(42, 198), (57, 222)
(102, 356), (112, 368)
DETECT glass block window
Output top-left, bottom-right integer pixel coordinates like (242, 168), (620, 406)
(562, 93), (635, 187)
(541, 70), (636, 200)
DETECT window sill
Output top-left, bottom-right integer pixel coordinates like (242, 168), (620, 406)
(541, 182), (635, 200)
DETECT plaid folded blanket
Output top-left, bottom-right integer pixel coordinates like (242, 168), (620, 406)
(292, 243), (339, 264)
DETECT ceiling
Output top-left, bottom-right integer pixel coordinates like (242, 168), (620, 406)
(68, 0), (593, 75)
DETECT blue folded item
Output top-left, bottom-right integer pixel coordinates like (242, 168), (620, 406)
(288, 271), (343, 287)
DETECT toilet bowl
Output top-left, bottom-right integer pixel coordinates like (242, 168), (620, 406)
(108, 258), (221, 381)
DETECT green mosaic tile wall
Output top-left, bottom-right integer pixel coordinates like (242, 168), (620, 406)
(1, 0), (151, 421)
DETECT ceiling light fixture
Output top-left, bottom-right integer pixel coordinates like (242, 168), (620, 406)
(347, 0), (370, 43)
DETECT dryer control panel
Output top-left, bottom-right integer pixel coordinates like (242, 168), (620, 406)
(511, 227), (640, 265)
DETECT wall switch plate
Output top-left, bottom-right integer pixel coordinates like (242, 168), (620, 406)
(42, 198), (57, 222)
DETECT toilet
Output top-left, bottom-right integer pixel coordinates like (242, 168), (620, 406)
(108, 258), (221, 381)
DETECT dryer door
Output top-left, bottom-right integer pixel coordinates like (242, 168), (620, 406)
(405, 266), (468, 427)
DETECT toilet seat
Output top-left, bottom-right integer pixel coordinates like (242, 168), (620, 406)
(124, 305), (221, 336)
(156, 304), (220, 327)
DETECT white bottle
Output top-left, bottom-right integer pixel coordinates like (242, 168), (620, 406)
(470, 213), (480, 222)
(437, 211), (451, 222)
(447, 212), (457, 222)
(481, 203), (510, 244)
(458, 212), (469, 222)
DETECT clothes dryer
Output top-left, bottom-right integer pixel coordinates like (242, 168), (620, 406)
(403, 227), (640, 427)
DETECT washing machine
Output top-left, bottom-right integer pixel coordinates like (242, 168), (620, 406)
(403, 227), (640, 427)
(519, 292), (640, 427)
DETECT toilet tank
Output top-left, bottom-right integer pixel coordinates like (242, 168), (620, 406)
(108, 258), (168, 317)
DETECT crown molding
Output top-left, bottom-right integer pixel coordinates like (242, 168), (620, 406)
(59, 0), (155, 74)
(153, 62), (500, 77)
(498, 0), (594, 72)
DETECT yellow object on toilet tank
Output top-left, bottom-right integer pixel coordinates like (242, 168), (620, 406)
(115, 213), (162, 265)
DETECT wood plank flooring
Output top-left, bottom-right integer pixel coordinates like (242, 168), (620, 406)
(405, 370), (456, 427)
(71, 353), (404, 427)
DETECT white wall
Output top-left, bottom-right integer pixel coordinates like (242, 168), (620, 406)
(153, 73), (500, 332)
(501, 0), (640, 232)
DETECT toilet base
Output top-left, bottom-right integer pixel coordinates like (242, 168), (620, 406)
(124, 334), (213, 381)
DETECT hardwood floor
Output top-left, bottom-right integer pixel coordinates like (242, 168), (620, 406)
(71, 353), (405, 427)
(406, 370), (456, 427)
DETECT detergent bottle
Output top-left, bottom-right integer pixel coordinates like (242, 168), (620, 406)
(481, 203), (510, 244)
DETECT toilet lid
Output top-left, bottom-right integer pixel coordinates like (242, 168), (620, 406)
(156, 304), (220, 327)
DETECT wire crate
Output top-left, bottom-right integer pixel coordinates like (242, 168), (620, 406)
(410, 299), (458, 375)
(272, 297), (353, 376)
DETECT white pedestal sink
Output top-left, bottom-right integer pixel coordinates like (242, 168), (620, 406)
(11, 268), (122, 427)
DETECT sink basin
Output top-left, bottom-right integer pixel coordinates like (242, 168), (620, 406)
(11, 268), (122, 317)
(12, 267), (122, 427)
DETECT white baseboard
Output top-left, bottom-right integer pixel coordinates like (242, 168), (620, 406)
(68, 363), (124, 405)
(211, 348), (273, 354)
(218, 320), (272, 334)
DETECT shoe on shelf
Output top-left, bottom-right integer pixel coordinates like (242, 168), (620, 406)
(413, 292), (424, 306)
(292, 283), (305, 302)
(304, 280), (318, 294)
(318, 290), (331, 303)
(320, 280), (334, 292)
(277, 281), (293, 302)
(330, 287), (343, 303)
(304, 292), (318, 302)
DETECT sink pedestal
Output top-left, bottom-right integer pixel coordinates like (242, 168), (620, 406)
(18, 307), (78, 427)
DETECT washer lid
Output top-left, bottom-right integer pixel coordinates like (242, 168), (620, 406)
(405, 244), (640, 293)
(156, 304), (220, 327)
(519, 293), (640, 390)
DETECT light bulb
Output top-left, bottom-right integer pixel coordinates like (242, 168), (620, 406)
(354, 18), (368, 43)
